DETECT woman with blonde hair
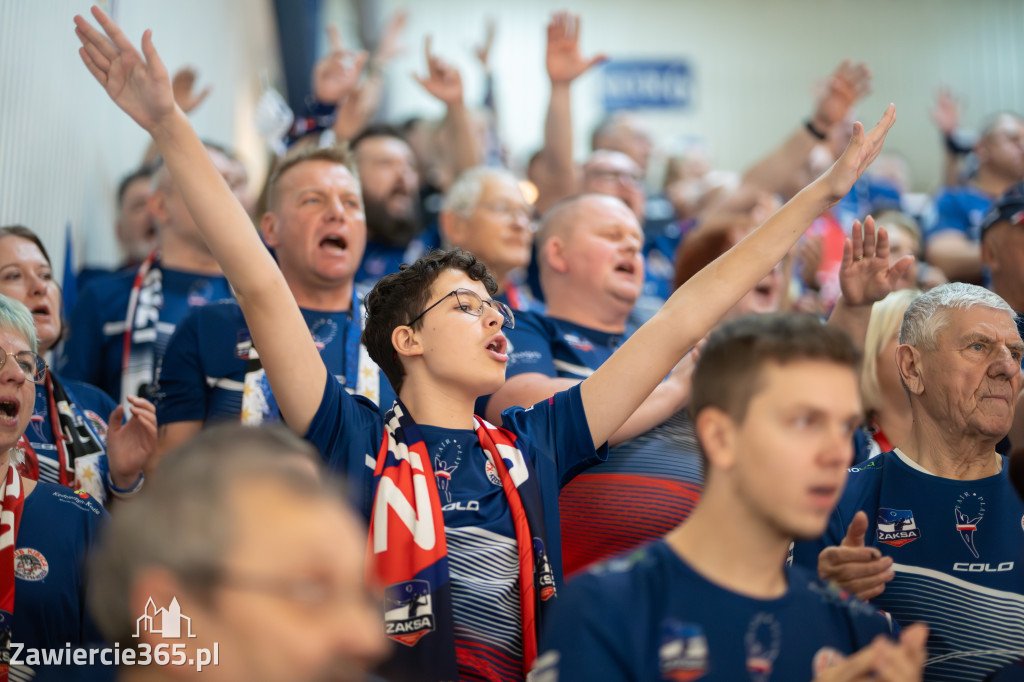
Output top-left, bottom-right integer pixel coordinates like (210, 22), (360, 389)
(859, 288), (921, 460)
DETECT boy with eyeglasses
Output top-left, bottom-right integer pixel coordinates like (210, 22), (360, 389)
(74, 8), (895, 680)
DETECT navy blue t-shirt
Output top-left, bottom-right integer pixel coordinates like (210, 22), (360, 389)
(11, 482), (106, 679)
(354, 225), (440, 287)
(305, 377), (606, 681)
(535, 540), (893, 681)
(792, 450), (1024, 681)
(60, 266), (233, 401)
(156, 300), (395, 425)
(499, 311), (702, 575)
(923, 186), (993, 244)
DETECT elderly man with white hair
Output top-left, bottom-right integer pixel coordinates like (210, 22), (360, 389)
(793, 282), (1024, 682)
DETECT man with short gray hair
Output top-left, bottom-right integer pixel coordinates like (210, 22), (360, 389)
(793, 282), (1024, 681)
(439, 167), (535, 310)
(89, 424), (388, 682)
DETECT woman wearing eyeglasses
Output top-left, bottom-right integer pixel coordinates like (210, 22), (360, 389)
(0, 226), (156, 506)
(0, 292), (106, 680)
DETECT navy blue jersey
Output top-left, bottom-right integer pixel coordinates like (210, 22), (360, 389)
(305, 378), (606, 679)
(355, 226), (440, 287)
(155, 300), (395, 425)
(11, 483), (106, 679)
(923, 186), (993, 244)
(499, 312), (702, 575)
(792, 450), (1024, 681)
(534, 540), (893, 681)
(60, 266), (233, 400)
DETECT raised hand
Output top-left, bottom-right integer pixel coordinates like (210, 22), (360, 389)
(414, 36), (463, 106)
(374, 10), (407, 68)
(171, 66), (211, 114)
(812, 624), (927, 681)
(74, 6), (177, 132)
(822, 104), (896, 203)
(839, 216), (915, 306)
(812, 60), (872, 131)
(313, 24), (368, 104)
(546, 11), (605, 84)
(931, 87), (961, 136)
(474, 17), (496, 70)
(106, 395), (158, 489)
(817, 511), (895, 601)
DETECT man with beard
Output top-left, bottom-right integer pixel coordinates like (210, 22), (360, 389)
(351, 124), (430, 286)
(353, 38), (481, 287)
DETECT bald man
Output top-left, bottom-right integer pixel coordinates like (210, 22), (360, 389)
(486, 194), (698, 574)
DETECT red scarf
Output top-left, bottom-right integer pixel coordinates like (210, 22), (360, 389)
(367, 402), (552, 680)
(1, 463), (27, 682)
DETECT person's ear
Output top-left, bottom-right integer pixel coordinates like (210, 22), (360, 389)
(895, 344), (924, 396)
(439, 210), (467, 247)
(260, 212), (281, 248)
(543, 236), (570, 274)
(392, 324), (424, 360)
(695, 406), (738, 471)
(146, 190), (170, 228)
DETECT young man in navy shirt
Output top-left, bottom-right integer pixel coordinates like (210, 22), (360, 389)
(532, 314), (928, 682)
(74, 8), (896, 679)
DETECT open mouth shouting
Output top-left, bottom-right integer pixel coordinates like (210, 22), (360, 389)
(0, 396), (22, 427)
(486, 334), (509, 362)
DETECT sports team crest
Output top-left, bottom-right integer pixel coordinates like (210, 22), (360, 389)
(954, 492), (985, 559)
(745, 612), (781, 682)
(876, 508), (921, 547)
(563, 333), (594, 352)
(13, 548), (48, 581)
(384, 580), (435, 646)
(310, 318), (339, 350)
(658, 620), (708, 682)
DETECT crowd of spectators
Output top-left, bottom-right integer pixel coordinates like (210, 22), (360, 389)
(2, 5), (1024, 681)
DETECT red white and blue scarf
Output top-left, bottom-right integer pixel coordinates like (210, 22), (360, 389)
(0, 463), (26, 682)
(367, 401), (554, 681)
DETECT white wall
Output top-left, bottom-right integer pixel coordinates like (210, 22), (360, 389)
(2, 0), (1023, 278)
(0, 0), (282, 274)
(369, 0), (1024, 191)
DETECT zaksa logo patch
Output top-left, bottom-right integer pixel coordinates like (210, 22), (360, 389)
(876, 508), (921, 547)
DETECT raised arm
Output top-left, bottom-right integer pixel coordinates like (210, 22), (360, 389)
(415, 36), (481, 177)
(75, 7), (327, 434)
(827, 215), (914, 351)
(735, 60), (871, 200)
(332, 11), (406, 141)
(580, 105), (897, 447)
(141, 66), (211, 166)
(313, 24), (369, 111)
(534, 12), (605, 214)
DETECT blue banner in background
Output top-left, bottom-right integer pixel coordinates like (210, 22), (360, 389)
(601, 60), (693, 111)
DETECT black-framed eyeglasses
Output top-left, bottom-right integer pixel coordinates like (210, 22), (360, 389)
(407, 288), (515, 330)
(0, 345), (46, 383)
